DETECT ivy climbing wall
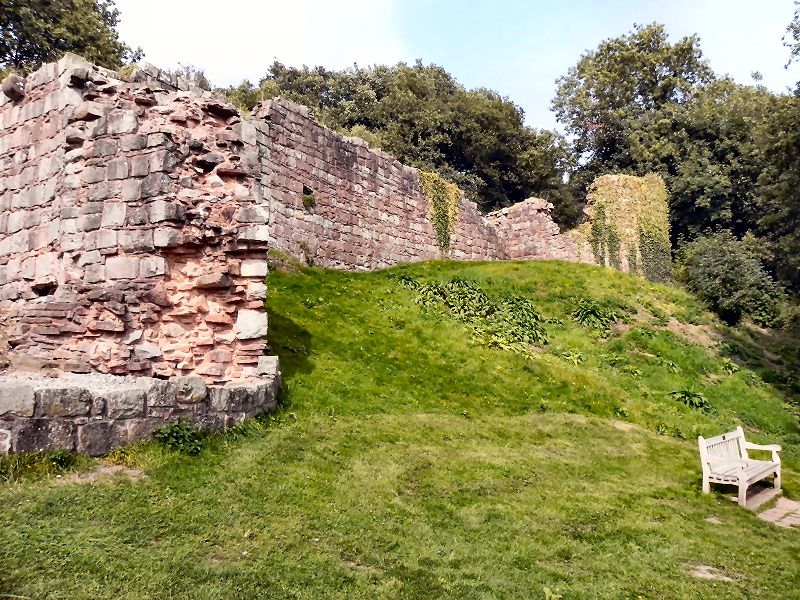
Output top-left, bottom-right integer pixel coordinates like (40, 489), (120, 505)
(568, 174), (671, 282)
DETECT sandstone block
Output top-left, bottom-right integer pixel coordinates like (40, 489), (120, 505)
(140, 172), (171, 198)
(0, 384), (35, 417)
(133, 342), (163, 359)
(38, 387), (91, 417)
(77, 421), (125, 456)
(107, 109), (138, 134)
(235, 205), (270, 224)
(139, 256), (167, 277)
(240, 259), (268, 278)
(235, 309), (268, 340)
(0, 428), (10, 453)
(2, 73), (26, 101)
(239, 225), (270, 242)
(154, 227), (180, 248)
(101, 202), (127, 227)
(170, 376), (207, 404)
(105, 388), (146, 420)
(14, 419), (75, 453)
(148, 200), (185, 223)
(107, 157), (130, 180)
(106, 255), (140, 279)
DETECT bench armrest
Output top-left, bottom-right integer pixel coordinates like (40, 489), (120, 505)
(744, 442), (781, 452)
(744, 441), (781, 463)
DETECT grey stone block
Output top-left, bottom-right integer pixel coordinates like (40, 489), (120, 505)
(14, 419), (75, 453)
(0, 384), (35, 417)
(169, 376), (207, 404)
(37, 387), (91, 417)
(105, 388), (146, 420)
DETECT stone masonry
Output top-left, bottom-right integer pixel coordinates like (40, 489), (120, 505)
(0, 54), (579, 454)
(262, 99), (576, 269)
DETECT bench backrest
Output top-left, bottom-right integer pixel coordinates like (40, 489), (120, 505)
(698, 426), (747, 462)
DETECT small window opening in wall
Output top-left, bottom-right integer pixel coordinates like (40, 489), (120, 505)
(31, 281), (58, 296)
(301, 185), (316, 210)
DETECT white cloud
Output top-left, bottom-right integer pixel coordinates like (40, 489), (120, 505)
(114, 0), (409, 85)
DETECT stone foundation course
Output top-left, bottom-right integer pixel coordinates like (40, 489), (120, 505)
(0, 360), (280, 456)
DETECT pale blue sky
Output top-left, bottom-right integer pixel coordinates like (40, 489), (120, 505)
(115, 0), (800, 130)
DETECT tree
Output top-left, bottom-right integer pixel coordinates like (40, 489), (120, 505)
(784, 0), (800, 67)
(552, 23), (713, 180)
(0, 0), (141, 72)
(631, 79), (776, 246)
(676, 231), (785, 326)
(755, 94), (800, 291)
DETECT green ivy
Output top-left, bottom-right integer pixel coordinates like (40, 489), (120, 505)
(420, 171), (459, 256)
(638, 227), (671, 283)
(607, 223), (621, 271)
(626, 243), (639, 275)
(589, 203), (607, 265)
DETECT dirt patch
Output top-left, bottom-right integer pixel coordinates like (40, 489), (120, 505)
(611, 420), (635, 432)
(54, 463), (145, 485)
(685, 564), (733, 582)
(665, 317), (719, 349)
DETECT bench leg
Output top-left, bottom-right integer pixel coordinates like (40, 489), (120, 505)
(737, 483), (747, 507)
(701, 477), (710, 494)
(774, 468), (781, 490)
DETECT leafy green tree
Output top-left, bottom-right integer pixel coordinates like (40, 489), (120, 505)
(552, 22), (713, 179)
(676, 231), (785, 326)
(631, 79), (776, 246)
(0, 0), (141, 72)
(755, 94), (800, 290)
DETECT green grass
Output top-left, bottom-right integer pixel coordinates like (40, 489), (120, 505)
(1, 260), (799, 599)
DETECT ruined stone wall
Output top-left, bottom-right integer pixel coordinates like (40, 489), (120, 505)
(261, 99), (442, 270)
(0, 55), (275, 386)
(0, 54), (585, 455)
(485, 198), (577, 261)
(259, 98), (572, 268)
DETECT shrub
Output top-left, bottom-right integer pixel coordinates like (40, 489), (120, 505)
(676, 231), (785, 326)
(153, 420), (205, 455)
(571, 298), (621, 331)
(669, 388), (709, 411)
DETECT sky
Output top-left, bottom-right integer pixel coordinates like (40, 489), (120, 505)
(114, 0), (800, 131)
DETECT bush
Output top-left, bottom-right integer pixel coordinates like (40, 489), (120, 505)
(676, 231), (785, 326)
(571, 298), (621, 331)
(153, 419), (205, 455)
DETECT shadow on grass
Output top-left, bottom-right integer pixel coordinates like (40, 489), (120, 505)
(717, 323), (800, 406)
(267, 309), (314, 380)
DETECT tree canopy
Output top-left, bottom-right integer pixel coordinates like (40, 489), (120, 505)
(0, 0), (141, 72)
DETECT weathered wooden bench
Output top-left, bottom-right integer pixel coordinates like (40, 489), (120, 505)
(698, 426), (781, 507)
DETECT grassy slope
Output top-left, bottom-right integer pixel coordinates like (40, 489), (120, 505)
(1, 260), (799, 599)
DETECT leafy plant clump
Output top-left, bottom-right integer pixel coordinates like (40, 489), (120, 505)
(403, 276), (548, 349)
(571, 298), (622, 331)
(419, 171), (460, 256)
(669, 388), (710, 411)
(153, 419), (205, 455)
(676, 231), (785, 326)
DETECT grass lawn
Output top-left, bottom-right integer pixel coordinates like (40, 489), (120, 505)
(1, 259), (799, 599)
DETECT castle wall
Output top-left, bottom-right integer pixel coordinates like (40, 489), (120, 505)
(0, 54), (583, 455)
(0, 55), (274, 385)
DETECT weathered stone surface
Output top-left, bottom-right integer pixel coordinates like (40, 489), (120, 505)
(170, 376), (207, 404)
(0, 384), (35, 417)
(2, 74), (26, 101)
(235, 309), (268, 340)
(37, 386), (91, 417)
(105, 388), (146, 419)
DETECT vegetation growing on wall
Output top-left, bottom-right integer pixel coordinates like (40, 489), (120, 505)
(571, 174), (671, 282)
(419, 171), (459, 256)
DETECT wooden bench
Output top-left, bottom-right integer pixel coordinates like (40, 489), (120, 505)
(698, 426), (781, 507)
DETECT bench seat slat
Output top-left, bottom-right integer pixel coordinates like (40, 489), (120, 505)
(709, 459), (777, 481)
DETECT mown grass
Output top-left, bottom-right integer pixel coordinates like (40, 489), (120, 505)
(1, 259), (799, 599)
